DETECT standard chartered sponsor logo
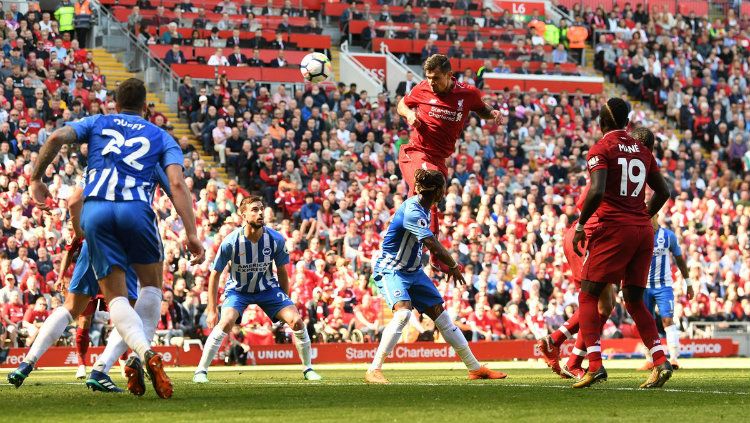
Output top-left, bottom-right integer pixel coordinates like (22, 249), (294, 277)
(427, 106), (463, 122)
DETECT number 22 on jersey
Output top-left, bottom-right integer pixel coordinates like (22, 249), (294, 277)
(101, 129), (151, 170)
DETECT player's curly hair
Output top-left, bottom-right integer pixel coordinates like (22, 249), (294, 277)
(414, 169), (446, 197)
(630, 126), (655, 151)
(240, 195), (265, 211)
(600, 97), (630, 131)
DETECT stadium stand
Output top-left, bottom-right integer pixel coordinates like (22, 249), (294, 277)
(1, 1), (749, 356)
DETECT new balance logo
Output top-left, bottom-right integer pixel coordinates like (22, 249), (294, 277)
(429, 99), (438, 104)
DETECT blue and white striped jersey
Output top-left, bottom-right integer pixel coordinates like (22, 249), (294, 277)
(76, 165), (172, 197)
(212, 227), (290, 294)
(66, 112), (183, 204)
(648, 227), (682, 289)
(373, 196), (433, 274)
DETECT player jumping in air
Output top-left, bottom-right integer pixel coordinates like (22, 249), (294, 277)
(570, 98), (672, 389)
(29, 78), (204, 399)
(193, 196), (322, 383)
(538, 127), (658, 380)
(365, 169), (506, 384)
(397, 54), (503, 273)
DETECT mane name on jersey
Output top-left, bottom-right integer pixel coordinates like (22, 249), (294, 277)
(112, 118), (145, 131)
(618, 143), (641, 153)
(236, 262), (269, 272)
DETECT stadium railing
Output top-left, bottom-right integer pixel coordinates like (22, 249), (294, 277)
(150, 46), (309, 64)
(99, 0), (323, 12)
(373, 38), (554, 55)
(347, 19), (527, 38)
(91, 0), (182, 105)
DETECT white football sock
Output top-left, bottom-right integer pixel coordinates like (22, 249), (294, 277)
(108, 296), (150, 360)
(368, 309), (410, 372)
(24, 307), (73, 365)
(196, 326), (227, 373)
(434, 311), (481, 371)
(94, 288), (162, 373)
(93, 328), (127, 373)
(665, 324), (680, 360)
(135, 286), (162, 344)
(293, 328), (313, 369)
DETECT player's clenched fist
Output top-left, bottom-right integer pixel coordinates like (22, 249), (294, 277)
(187, 234), (205, 265)
(30, 180), (52, 210)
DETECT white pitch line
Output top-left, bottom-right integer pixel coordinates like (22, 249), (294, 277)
(37, 381), (748, 396)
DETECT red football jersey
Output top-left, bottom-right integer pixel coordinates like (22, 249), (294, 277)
(403, 78), (486, 159)
(586, 129), (659, 225)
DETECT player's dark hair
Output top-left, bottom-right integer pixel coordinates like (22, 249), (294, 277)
(240, 195), (265, 211)
(630, 126), (655, 151)
(423, 54), (452, 74)
(116, 78), (147, 112)
(414, 169), (446, 199)
(600, 97), (630, 131)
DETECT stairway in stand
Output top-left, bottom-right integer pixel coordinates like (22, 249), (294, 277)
(330, 46), (341, 82)
(91, 49), (228, 181)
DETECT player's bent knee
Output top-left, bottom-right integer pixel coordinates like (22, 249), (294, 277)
(662, 317), (674, 326)
(393, 301), (413, 311)
(392, 308), (411, 324)
(423, 304), (445, 320)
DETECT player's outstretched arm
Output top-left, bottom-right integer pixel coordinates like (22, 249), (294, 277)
(30, 126), (78, 209)
(422, 236), (465, 285)
(474, 102), (503, 125)
(646, 170), (670, 218)
(573, 169), (606, 256)
(397, 97), (420, 128)
(166, 164), (205, 265)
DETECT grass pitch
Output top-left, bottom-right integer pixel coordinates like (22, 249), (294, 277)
(2, 360), (748, 423)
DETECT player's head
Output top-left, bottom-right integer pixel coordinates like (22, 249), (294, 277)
(414, 168), (446, 206)
(630, 126), (655, 152)
(423, 54), (452, 94)
(240, 195), (265, 229)
(599, 97), (630, 133)
(115, 78), (147, 114)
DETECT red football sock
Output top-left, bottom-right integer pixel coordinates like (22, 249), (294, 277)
(566, 333), (587, 369)
(430, 204), (440, 235)
(625, 300), (667, 366)
(551, 310), (579, 347)
(569, 312), (609, 368)
(76, 327), (90, 366)
(578, 290), (603, 372)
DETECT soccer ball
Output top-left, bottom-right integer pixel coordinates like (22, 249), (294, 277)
(300, 52), (332, 83)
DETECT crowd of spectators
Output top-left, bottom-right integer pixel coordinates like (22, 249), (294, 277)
(2, 2), (750, 358)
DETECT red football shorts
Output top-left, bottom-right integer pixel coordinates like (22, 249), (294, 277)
(563, 223), (586, 288)
(398, 145), (448, 196)
(81, 297), (105, 317)
(581, 224), (654, 288)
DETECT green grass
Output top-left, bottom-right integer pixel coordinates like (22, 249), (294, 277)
(2, 364), (748, 422)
